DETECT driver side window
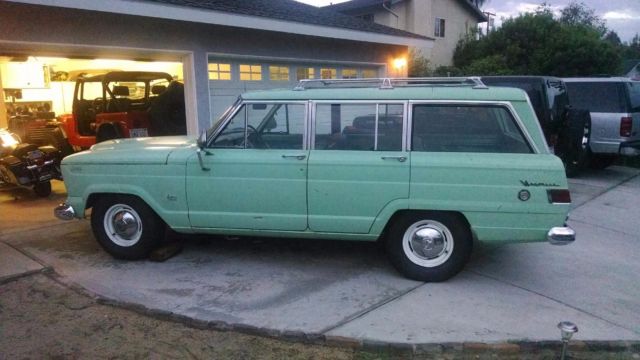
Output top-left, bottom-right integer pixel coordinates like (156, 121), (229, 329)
(212, 103), (305, 149)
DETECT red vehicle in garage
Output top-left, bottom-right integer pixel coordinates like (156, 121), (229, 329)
(59, 71), (186, 148)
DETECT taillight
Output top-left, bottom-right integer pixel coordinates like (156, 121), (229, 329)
(547, 189), (571, 204)
(620, 116), (632, 137)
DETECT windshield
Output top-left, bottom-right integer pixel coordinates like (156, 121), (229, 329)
(565, 82), (628, 113)
(206, 97), (242, 140)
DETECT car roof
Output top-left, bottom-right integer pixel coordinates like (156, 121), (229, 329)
(241, 86), (530, 102)
(562, 77), (634, 83)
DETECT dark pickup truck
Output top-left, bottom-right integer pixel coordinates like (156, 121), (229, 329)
(482, 76), (591, 176)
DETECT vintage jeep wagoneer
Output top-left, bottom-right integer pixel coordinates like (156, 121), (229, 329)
(55, 77), (575, 282)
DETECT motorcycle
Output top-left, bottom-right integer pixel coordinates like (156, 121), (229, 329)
(0, 128), (62, 197)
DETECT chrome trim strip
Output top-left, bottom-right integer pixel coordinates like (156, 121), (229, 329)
(374, 103), (379, 150)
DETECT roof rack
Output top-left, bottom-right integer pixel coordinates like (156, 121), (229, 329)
(293, 77), (488, 91)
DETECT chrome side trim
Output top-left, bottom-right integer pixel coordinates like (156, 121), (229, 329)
(54, 203), (75, 221)
(547, 226), (576, 245)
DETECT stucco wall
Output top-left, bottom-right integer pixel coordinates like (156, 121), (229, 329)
(342, 0), (480, 68)
(0, 2), (406, 132)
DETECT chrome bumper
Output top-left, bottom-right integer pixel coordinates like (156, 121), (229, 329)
(547, 226), (576, 245)
(54, 203), (75, 220)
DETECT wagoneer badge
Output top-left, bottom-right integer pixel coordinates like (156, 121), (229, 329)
(520, 180), (559, 187)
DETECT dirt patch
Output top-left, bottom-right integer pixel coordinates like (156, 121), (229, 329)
(0, 274), (352, 359)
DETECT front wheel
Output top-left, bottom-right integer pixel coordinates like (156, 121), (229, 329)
(386, 212), (472, 282)
(91, 195), (164, 260)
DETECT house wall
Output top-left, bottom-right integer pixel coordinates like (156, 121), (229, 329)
(338, 0), (480, 68)
(0, 2), (406, 132)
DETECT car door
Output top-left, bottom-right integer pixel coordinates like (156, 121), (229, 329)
(186, 101), (309, 231)
(307, 102), (409, 233)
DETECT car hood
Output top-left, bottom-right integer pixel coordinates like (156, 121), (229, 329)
(63, 136), (196, 165)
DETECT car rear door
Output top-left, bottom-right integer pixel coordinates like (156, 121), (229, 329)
(307, 101), (409, 233)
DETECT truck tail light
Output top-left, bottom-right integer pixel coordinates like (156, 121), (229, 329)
(620, 116), (632, 137)
(547, 189), (571, 204)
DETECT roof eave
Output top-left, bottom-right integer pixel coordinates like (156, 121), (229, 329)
(7, 0), (433, 48)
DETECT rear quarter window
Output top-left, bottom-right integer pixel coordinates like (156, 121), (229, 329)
(411, 104), (532, 154)
(628, 82), (640, 111)
(565, 82), (628, 113)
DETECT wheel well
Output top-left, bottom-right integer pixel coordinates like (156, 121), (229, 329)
(378, 209), (472, 242)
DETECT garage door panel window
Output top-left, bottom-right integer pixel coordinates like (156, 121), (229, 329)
(296, 67), (315, 80)
(240, 65), (262, 81)
(342, 69), (358, 79)
(315, 103), (403, 151)
(411, 104), (532, 153)
(320, 68), (337, 79)
(362, 69), (378, 78)
(269, 66), (290, 81)
(209, 63), (231, 80)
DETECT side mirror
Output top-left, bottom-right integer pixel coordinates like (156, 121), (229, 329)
(197, 131), (207, 150)
(196, 131), (210, 171)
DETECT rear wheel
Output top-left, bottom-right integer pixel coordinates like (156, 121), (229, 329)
(95, 123), (121, 143)
(33, 181), (52, 197)
(386, 212), (472, 282)
(91, 195), (164, 260)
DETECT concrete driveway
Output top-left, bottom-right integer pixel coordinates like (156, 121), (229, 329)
(1, 167), (639, 346)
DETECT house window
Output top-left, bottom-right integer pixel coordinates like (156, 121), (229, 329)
(435, 18), (446, 37)
(320, 68), (337, 79)
(208, 63), (231, 80)
(240, 64), (262, 81)
(269, 66), (289, 81)
(362, 69), (378, 78)
(296, 67), (315, 80)
(342, 69), (358, 79)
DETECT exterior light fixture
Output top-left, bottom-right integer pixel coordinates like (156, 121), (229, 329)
(557, 321), (578, 360)
(393, 57), (407, 70)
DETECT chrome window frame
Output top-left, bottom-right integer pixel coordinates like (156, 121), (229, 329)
(207, 100), (309, 150)
(407, 100), (540, 154)
(309, 100), (408, 151)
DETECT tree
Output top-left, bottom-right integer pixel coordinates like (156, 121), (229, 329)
(559, 1), (607, 36)
(453, 4), (621, 76)
(408, 48), (431, 77)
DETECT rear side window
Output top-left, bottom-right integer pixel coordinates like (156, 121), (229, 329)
(315, 103), (403, 151)
(565, 82), (628, 113)
(411, 104), (532, 154)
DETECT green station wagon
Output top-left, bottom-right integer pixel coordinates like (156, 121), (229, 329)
(55, 77), (575, 282)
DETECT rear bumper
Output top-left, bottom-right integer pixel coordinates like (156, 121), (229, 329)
(547, 226), (576, 245)
(620, 140), (640, 156)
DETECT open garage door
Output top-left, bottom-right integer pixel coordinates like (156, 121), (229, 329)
(207, 56), (383, 120)
(0, 56), (185, 151)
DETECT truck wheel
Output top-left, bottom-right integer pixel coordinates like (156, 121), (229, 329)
(33, 181), (52, 197)
(91, 195), (164, 260)
(386, 212), (472, 282)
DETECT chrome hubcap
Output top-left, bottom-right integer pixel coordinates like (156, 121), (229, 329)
(103, 204), (142, 247)
(402, 220), (454, 267)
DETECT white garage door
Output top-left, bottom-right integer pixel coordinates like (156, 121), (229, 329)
(207, 57), (383, 122)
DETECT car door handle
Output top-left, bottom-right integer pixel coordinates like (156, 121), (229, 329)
(381, 156), (407, 162)
(282, 154), (307, 160)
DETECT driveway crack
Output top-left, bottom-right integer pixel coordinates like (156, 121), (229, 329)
(318, 282), (426, 334)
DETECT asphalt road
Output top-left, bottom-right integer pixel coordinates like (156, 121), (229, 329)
(1, 167), (639, 345)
